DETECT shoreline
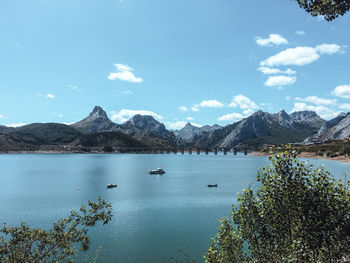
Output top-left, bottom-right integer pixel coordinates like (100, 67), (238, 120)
(1, 150), (350, 164)
(249, 151), (350, 164)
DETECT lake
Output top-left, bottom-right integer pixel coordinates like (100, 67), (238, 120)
(0, 153), (349, 262)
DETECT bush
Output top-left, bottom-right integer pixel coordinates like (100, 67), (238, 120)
(330, 153), (338, 158)
(103, 145), (114, 153)
(0, 197), (112, 262)
(316, 150), (323, 156)
(206, 148), (350, 263)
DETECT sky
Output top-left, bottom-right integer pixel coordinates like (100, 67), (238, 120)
(0, 0), (350, 129)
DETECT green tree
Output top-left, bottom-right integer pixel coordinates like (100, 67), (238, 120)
(295, 0), (350, 21)
(206, 148), (350, 262)
(0, 197), (112, 263)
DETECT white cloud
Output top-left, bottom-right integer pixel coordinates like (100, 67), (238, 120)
(295, 96), (336, 106)
(53, 112), (64, 118)
(331, 85), (350, 98)
(256, 34), (288, 46)
(121, 90), (133, 95)
(261, 44), (342, 67)
(229, 94), (259, 109)
(261, 47), (320, 67)
(340, 104), (350, 111)
(68, 85), (82, 92)
(199, 100), (224, 108)
(110, 109), (163, 123)
(46, 93), (55, 99)
(4, 123), (26, 128)
(191, 105), (199, 112)
(291, 102), (340, 119)
(243, 109), (254, 116)
(0, 114), (3, 119)
(166, 121), (187, 130)
(108, 64), (143, 83)
(258, 67), (296, 75)
(264, 76), (296, 88)
(218, 112), (244, 122)
(286, 95), (291, 101)
(260, 102), (274, 111)
(186, 117), (194, 120)
(315, 44), (342, 55)
(179, 106), (188, 112)
(295, 30), (306, 35)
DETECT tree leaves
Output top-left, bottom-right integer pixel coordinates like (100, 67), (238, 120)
(0, 197), (112, 263)
(295, 0), (350, 21)
(206, 147), (350, 262)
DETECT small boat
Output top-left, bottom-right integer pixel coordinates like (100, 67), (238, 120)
(149, 168), (166, 175)
(207, 184), (218, 187)
(106, 184), (117, 189)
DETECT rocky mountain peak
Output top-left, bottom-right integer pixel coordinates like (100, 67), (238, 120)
(184, 122), (195, 129)
(71, 106), (119, 134)
(121, 114), (176, 143)
(128, 114), (160, 128)
(275, 109), (294, 128)
(290, 110), (318, 122)
(337, 112), (346, 118)
(89, 106), (109, 120)
(278, 109), (289, 118)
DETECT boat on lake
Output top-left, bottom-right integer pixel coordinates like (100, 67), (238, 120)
(207, 184), (218, 187)
(107, 184), (117, 188)
(149, 168), (166, 175)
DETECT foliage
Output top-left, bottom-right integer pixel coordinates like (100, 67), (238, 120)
(295, 139), (350, 158)
(206, 147), (350, 262)
(295, 0), (350, 21)
(103, 145), (114, 153)
(0, 197), (112, 263)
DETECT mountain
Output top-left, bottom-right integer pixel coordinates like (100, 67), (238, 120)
(71, 106), (120, 133)
(290, 110), (325, 130)
(76, 131), (148, 148)
(174, 122), (221, 143)
(0, 123), (82, 151)
(305, 112), (350, 143)
(190, 110), (325, 149)
(0, 107), (329, 152)
(0, 125), (13, 134)
(11, 123), (82, 144)
(121, 114), (177, 144)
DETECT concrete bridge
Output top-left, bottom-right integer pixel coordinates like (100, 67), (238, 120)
(116, 147), (249, 155)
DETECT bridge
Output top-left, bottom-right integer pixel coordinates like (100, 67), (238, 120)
(114, 146), (249, 155)
(24, 145), (249, 155)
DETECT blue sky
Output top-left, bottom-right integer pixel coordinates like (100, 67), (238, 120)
(1, 0), (350, 129)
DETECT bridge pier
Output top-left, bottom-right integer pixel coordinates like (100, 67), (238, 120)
(214, 148), (217, 155)
(189, 148), (192, 154)
(244, 148), (248, 155)
(224, 149), (227, 155)
(197, 148), (200, 155)
(174, 149), (177, 154)
(205, 148), (208, 155)
(167, 150), (170, 154)
(181, 149), (184, 154)
(234, 148), (237, 155)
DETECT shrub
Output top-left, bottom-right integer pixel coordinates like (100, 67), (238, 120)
(206, 148), (350, 263)
(0, 197), (112, 263)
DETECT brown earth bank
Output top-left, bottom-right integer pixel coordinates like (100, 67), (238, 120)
(250, 150), (350, 164)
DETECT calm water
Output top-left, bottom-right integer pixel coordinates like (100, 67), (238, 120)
(0, 153), (349, 262)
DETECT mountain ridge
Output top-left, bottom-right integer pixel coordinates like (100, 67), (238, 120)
(0, 106), (335, 152)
